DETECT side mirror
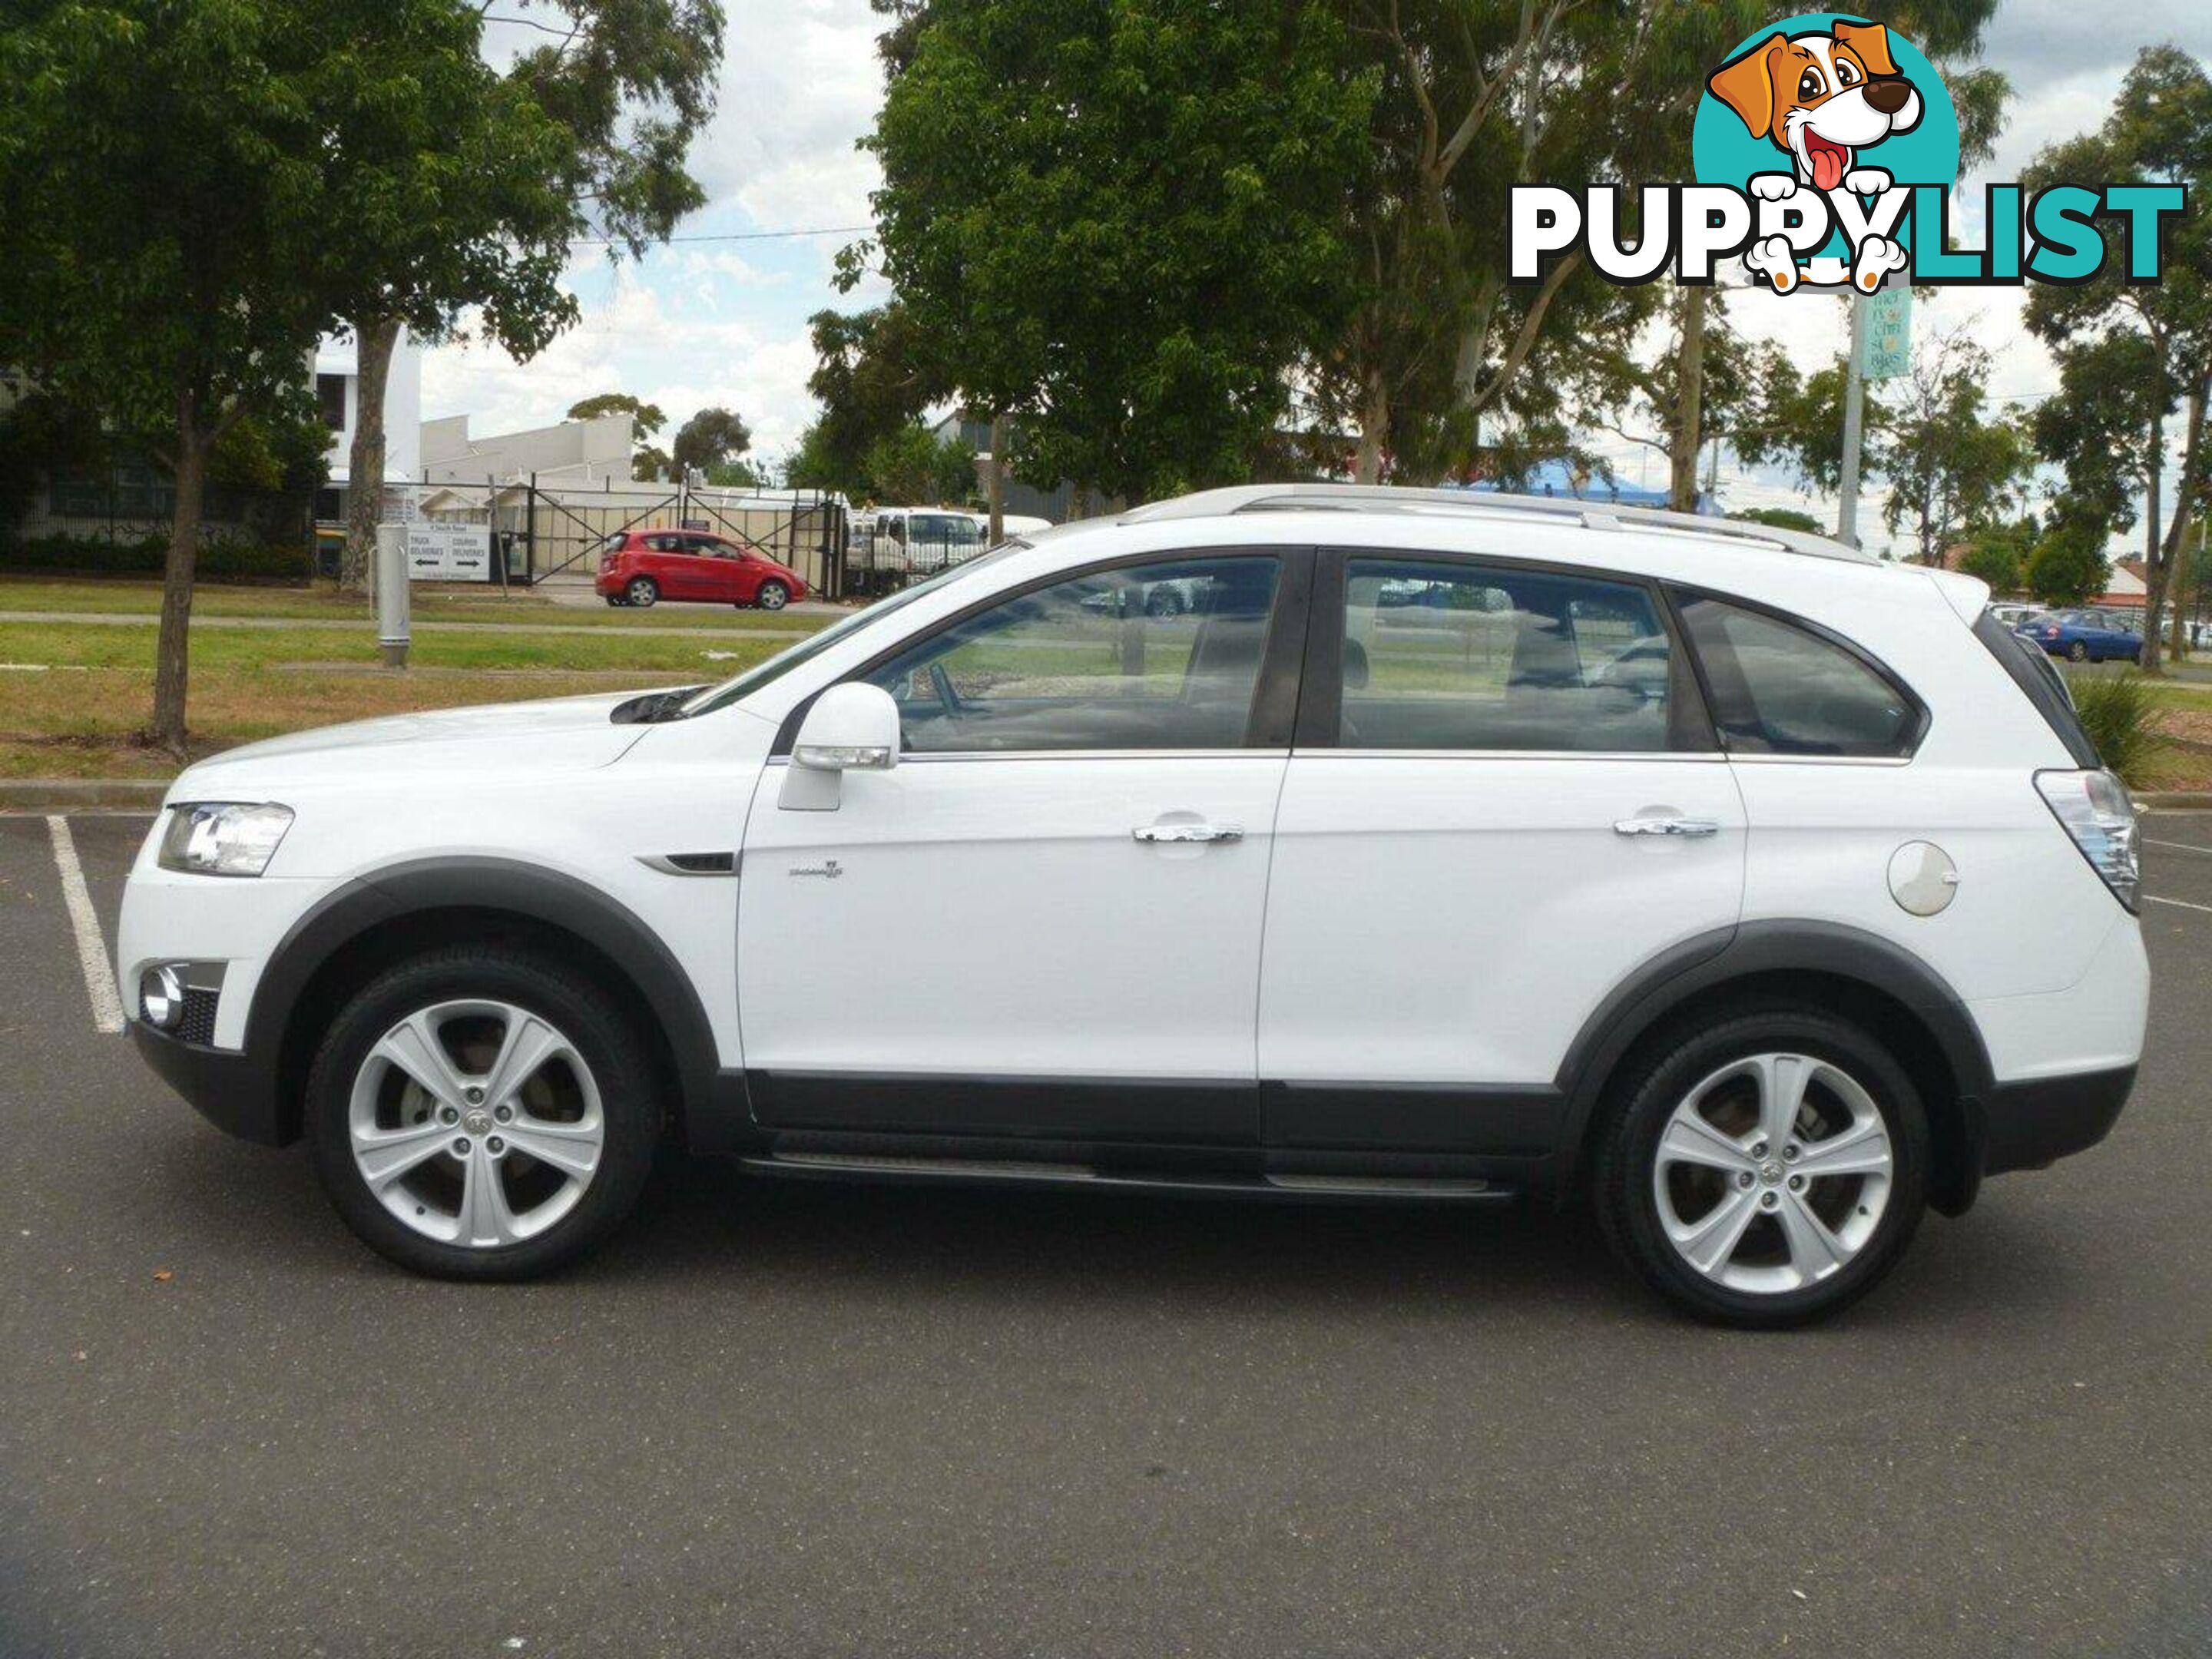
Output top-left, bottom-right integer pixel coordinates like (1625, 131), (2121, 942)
(780, 683), (900, 810)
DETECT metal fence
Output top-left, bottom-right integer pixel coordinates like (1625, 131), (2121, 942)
(411, 480), (853, 596)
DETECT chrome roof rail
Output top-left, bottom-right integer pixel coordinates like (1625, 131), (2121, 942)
(1120, 484), (1877, 565)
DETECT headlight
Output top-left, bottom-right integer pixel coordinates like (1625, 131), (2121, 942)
(158, 802), (294, 877)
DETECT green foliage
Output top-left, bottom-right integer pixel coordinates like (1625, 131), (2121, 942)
(803, 305), (949, 495)
(2027, 519), (2114, 607)
(862, 423), (979, 508)
(1734, 508), (1823, 535)
(1737, 356), (1869, 498)
(1878, 333), (2038, 565)
(861, 0), (1373, 501)
(2068, 671), (2161, 786)
(1958, 520), (2036, 593)
(568, 394), (667, 439)
(0, 532), (309, 583)
(210, 411), (329, 495)
(672, 408), (752, 479)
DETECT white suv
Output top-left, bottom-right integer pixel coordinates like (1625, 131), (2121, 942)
(119, 485), (2148, 1325)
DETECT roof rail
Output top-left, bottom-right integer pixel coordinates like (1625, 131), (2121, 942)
(1120, 483), (1877, 565)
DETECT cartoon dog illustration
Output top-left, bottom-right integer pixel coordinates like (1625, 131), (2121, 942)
(1707, 19), (1923, 293)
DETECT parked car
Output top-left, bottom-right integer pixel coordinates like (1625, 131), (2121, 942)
(1988, 603), (2044, 632)
(121, 485), (2146, 1327)
(2020, 608), (2144, 664)
(594, 528), (806, 611)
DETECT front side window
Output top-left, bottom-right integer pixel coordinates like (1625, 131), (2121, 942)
(861, 555), (1283, 753)
(1337, 558), (1674, 753)
(1677, 594), (1920, 758)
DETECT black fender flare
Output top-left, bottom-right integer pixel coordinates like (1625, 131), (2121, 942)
(251, 857), (747, 1150)
(1551, 919), (1994, 1194)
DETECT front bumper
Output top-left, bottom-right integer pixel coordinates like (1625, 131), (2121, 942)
(1979, 1064), (2137, 1176)
(128, 1019), (290, 1146)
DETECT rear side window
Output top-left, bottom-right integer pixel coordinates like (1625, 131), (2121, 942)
(1972, 608), (2100, 767)
(1677, 594), (1922, 759)
(1339, 558), (1675, 753)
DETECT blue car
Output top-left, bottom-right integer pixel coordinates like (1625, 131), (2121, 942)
(2018, 608), (2144, 664)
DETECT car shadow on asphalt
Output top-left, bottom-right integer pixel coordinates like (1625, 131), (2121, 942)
(149, 1128), (2090, 1334)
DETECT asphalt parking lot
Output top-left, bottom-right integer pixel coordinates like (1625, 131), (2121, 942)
(3, 813), (2210, 1659)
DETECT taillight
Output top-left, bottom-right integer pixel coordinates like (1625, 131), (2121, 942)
(2044, 627), (2059, 637)
(2035, 770), (2141, 912)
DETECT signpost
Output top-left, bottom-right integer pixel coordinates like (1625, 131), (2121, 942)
(1839, 283), (1912, 549)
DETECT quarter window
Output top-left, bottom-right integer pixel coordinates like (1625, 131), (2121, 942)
(861, 556), (1283, 753)
(1677, 594), (1920, 758)
(1336, 558), (1675, 753)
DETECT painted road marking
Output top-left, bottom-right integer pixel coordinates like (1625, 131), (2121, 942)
(2146, 838), (2212, 856)
(46, 815), (124, 1034)
(2146, 895), (2212, 916)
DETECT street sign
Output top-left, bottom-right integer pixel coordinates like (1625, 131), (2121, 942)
(1860, 285), (1912, 382)
(405, 521), (492, 582)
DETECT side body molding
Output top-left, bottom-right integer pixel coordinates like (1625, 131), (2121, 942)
(251, 857), (748, 1151)
(1551, 920), (1995, 1198)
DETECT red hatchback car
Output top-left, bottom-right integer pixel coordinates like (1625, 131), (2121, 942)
(594, 529), (808, 611)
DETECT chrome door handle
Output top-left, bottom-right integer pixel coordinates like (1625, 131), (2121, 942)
(1614, 816), (1721, 838)
(1134, 823), (1244, 845)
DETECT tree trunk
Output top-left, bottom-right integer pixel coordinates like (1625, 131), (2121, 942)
(1354, 365), (1389, 485)
(150, 401), (208, 754)
(1669, 287), (1708, 514)
(2153, 383), (2207, 672)
(2141, 397), (2171, 674)
(987, 412), (1007, 542)
(342, 314), (402, 593)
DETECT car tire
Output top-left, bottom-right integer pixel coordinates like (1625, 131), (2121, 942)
(756, 580), (790, 611)
(305, 946), (664, 1281)
(2068, 641), (2088, 662)
(625, 577), (659, 608)
(1592, 1004), (1929, 1328)
(604, 596), (625, 608)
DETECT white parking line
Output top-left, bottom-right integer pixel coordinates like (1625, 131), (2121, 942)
(2146, 838), (2212, 856)
(2146, 895), (2212, 916)
(45, 815), (124, 1034)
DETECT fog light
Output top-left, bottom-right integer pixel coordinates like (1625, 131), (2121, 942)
(140, 965), (185, 1031)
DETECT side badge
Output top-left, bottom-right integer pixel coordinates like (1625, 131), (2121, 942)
(789, 859), (844, 880)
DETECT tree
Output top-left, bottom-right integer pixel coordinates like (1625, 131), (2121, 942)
(671, 408), (753, 481)
(1, 1), (354, 749)
(2023, 46), (2212, 673)
(568, 392), (671, 482)
(336, 0), (725, 588)
(802, 304), (949, 498)
(1736, 355), (1875, 502)
(1957, 518), (2038, 593)
(1879, 333), (2037, 567)
(2026, 516), (2112, 608)
(860, 0), (1372, 504)
(863, 422), (978, 508)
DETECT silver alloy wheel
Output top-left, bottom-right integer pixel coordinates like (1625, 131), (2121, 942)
(626, 577), (657, 607)
(1652, 1051), (1893, 1295)
(757, 581), (788, 611)
(347, 999), (605, 1249)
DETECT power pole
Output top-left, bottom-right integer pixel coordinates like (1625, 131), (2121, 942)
(1837, 295), (1869, 549)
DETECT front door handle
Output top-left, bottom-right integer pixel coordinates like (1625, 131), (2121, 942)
(1614, 816), (1721, 838)
(1134, 823), (1244, 845)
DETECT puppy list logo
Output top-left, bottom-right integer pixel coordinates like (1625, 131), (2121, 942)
(1511, 12), (2185, 294)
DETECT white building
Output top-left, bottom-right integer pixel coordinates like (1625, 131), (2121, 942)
(314, 329), (422, 488)
(420, 412), (634, 487)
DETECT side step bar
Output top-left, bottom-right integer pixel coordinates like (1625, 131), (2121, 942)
(738, 1151), (1514, 1204)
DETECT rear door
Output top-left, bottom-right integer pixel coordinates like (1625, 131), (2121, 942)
(1256, 549), (1746, 1161)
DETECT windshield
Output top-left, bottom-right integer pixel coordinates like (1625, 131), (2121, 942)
(679, 541), (1030, 717)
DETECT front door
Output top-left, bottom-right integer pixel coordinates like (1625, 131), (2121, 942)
(1256, 551), (1747, 1158)
(738, 550), (1305, 1144)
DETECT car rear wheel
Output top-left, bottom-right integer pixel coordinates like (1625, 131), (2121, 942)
(2068, 641), (2088, 662)
(625, 576), (660, 608)
(756, 579), (790, 611)
(1593, 1005), (1928, 1327)
(305, 947), (663, 1280)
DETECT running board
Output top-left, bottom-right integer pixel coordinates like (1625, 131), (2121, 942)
(738, 1151), (1515, 1204)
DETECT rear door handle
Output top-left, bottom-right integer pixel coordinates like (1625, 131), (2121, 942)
(1134, 823), (1243, 845)
(1614, 816), (1721, 838)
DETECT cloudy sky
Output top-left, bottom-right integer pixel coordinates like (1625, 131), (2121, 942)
(422, 0), (2211, 555)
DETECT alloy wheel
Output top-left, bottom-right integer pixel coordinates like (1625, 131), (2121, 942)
(757, 581), (789, 611)
(627, 577), (658, 607)
(1651, 1051), (1893, 1295)
(347, 999), (605, 1250)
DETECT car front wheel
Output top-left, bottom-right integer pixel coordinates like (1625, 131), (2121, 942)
(625, 576), (660, 608)
(756, 579), (790, 611)
(1593, 1005), (1928, 1326)
(305, 946), (663, 1280)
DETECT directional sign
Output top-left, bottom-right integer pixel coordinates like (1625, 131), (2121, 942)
(405, 521), (492, 582)
(1860, 285), (1913, 382)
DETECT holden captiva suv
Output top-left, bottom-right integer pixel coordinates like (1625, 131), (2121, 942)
(120, 485), (2147, 1325)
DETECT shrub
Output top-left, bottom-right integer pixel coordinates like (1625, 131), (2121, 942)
(0, 531), (309, 583)
(2069, 671), (2161, 786)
